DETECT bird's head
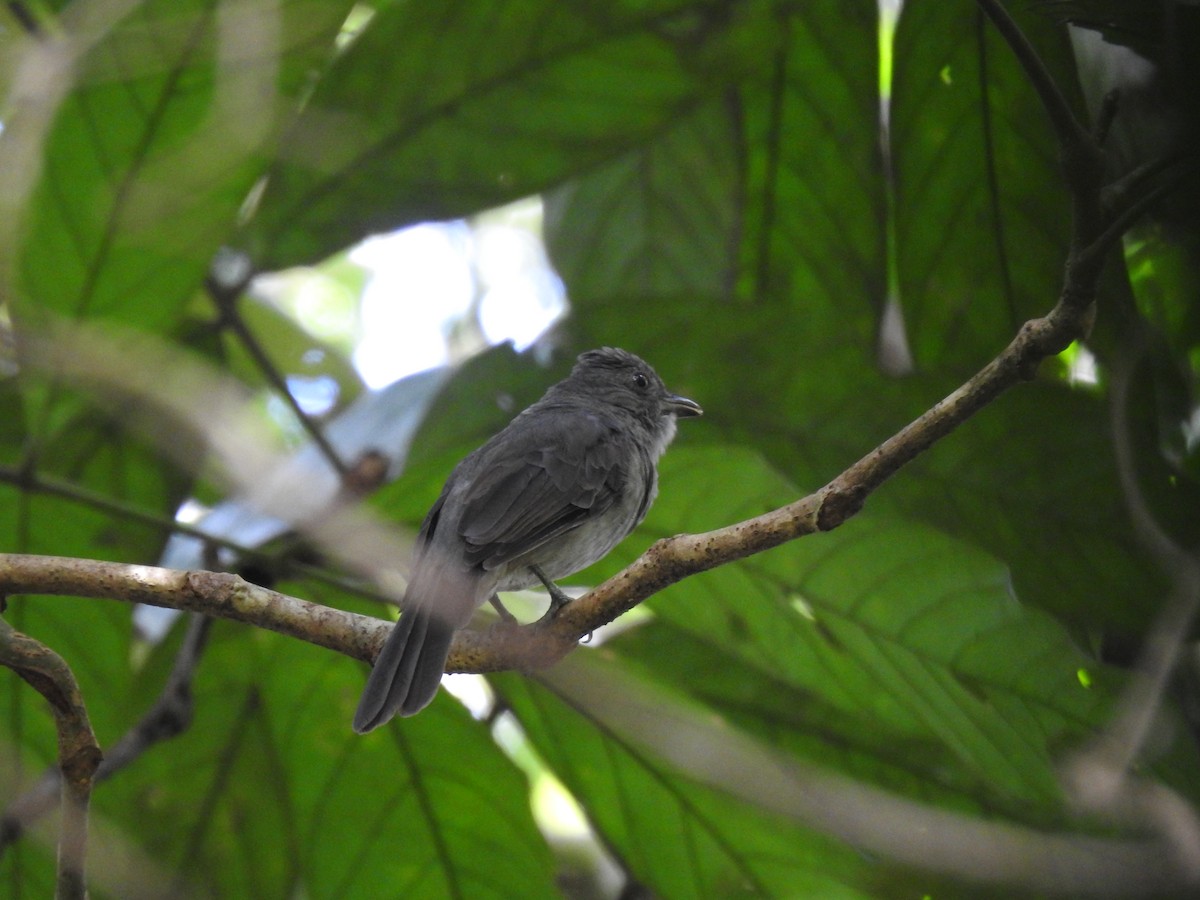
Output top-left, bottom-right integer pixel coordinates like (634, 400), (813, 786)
(568, 347), (702, 447)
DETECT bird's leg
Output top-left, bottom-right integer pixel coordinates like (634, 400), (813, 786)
(488, 593), (518, 624)
(530, 565), (573, 618)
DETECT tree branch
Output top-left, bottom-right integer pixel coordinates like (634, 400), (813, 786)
(0, 256), (1091, 680)
(974, 0), (1100, 191)
(1101, 150), (1195, 219)
(206, 275), (350, 479)
(0, 555), (381, 663)
(1078, 178), (1182, 274)
(0, 270), (1098, 678)
(0, 615), (213, 857)
(975, 0), (1111, 290)
(1057, 335), (1200, 867)
(0, 462), (403, 609)
(0, 617), (101, 899)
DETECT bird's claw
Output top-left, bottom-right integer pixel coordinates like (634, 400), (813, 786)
(530, 565), (573, 624)
(488, 593), (518, 624)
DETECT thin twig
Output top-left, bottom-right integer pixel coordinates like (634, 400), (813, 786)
(206, 276), (349, 478)
(974, 0), (1094, 169)
(975, 0), (1108, 268)
(0, 615), (214, 856)
(1102, 151), (1195, 216)
(0, 618), (101, 899)
(0, 463), (399, 606)
(0, 556), (381, 663)
(1076, 178), (1182, 275)
(1057, 334), (1200, 873)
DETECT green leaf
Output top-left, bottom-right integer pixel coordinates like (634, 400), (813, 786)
(239, 0), (771, 269)
(888, 383), (1179, 633)
(94, 617), (557, 898)
(495, 670), (874, 900)
(735, 0), (886, 322)
(581, 445), (1116, 806)
(0, 396), (190, 564)
(610, 622), (990, 808)
(546, 100), (744, 300)
(890, 0), (1079, 370)
(222, 296), (364, 416)
(548, 0), (887, 346)
(9, 0), (350, 328)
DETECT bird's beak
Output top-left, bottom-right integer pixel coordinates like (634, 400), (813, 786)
(665, 393), (703, 418)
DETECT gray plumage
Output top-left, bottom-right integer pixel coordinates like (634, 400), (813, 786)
(352, 347), (701, 732)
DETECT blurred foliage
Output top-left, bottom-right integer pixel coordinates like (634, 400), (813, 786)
(1, 0), (1199, 898)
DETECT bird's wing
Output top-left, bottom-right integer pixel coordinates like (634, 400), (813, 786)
(456, 409), (625, 570)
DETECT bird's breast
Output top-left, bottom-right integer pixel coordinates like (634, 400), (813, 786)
(493, 474), (653, 591)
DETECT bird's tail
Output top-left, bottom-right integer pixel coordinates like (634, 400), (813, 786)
(352, 603), (456, 732)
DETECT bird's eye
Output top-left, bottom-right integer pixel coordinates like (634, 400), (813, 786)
(631, 371), (649, 390)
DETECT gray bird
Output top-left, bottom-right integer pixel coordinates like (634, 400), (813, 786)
(353, 347), (701, 731)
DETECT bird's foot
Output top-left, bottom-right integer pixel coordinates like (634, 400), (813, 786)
(530, 565), (573, 624)
(488, 593), (518, 624)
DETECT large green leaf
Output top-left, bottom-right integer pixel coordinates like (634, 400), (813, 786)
(735, 0), (886, 321)
(568, 446), (1124, 807)
(91, 615), (557, 898)
(0, 381), (190, 565)
(548, 0), (886, 343)
(495, 670), (874, 900)
(239, 0), (775, 269)
(542, 0), (890, 452)
(546, 99), (744, 300)
(8, 0), (350, 329)
(888, 382), (1187, 633)
(609, 623), (991, 808)
(890, 0), (1079, 371)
